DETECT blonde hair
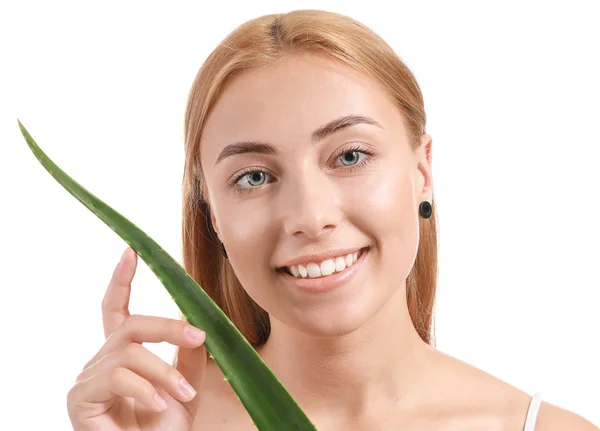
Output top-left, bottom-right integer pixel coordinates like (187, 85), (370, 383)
(180, 9), (438, 350)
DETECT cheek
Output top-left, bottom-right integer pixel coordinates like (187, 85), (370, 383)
(354, 165), (420, 279)
(356, 164), (417, 228)
(222, 208), (272, 262)
(220, 206), (275, 295)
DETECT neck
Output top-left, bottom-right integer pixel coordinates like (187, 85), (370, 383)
(256, 283), (436, 420)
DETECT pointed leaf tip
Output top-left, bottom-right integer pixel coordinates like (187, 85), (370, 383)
(17, 119), (26, 135)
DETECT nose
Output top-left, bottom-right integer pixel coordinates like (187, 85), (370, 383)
(280, 169), (343, 240)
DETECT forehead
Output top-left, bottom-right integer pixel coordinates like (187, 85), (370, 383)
(200, 53), (404, 161)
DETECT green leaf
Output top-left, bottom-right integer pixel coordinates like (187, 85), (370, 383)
(17, 119), (317, 431)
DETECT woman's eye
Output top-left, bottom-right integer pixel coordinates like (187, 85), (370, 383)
(237, 171), (269, 187)
(337, 150), (367, 167)
(232, 148), (373, 192)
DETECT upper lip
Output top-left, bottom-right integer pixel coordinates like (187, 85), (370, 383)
(276, 247), (367, 268)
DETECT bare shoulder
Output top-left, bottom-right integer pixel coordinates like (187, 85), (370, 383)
(535, 401), (599, 431)
(191, 348), (599, 430)
(430, 350), (598, 430)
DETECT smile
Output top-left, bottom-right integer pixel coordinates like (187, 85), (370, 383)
(277, 247), (370, 293)
(280, 248), (365, 279)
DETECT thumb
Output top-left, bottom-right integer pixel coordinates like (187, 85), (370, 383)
(174, 342), (207, 414)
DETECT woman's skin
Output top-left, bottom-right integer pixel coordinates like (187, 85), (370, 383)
(67, 247), (209, 429)
(67, 52), (598, 430)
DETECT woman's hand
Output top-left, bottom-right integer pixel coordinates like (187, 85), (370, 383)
(67, 247), (207, 430)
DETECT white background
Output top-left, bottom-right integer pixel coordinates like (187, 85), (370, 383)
(1, 0), (598, 428)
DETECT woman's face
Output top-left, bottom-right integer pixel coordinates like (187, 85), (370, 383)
(200, 53), (433, 337)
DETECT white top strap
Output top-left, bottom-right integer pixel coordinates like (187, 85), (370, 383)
(524, 392), (543, 431)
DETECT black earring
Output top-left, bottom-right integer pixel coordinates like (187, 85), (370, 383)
(419, 201), (432, 219)
(220, 242), (228, 259)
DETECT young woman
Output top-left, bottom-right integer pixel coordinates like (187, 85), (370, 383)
(66, 9), (598, 431)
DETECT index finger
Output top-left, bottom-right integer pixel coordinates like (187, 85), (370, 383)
(101, 247), (137, 338)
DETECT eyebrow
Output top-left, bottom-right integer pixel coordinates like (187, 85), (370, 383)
(213, 114), (383, 166)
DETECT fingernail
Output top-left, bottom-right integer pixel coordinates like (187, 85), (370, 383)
(184, 325), (205, 340)
(180, 378), (197, 400)
(154, 392), (168, 411)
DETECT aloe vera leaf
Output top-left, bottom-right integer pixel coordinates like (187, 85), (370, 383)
(17, 120), (317, 431)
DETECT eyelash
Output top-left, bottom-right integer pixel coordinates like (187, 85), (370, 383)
(229, 145), (376, 195)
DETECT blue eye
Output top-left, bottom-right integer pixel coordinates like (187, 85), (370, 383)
(230, 145), (375, 195)
(337, 150), (367, 167)
(237, 171), (269, 188)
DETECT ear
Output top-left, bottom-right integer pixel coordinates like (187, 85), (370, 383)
(415, 133), (433, 201)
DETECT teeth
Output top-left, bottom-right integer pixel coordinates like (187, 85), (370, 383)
(320, 259), (335, 276)
(334, 257), (345, 272)
(345, 254), (353, 266)
(306, 262), (321, 278)
(290, 265), (299, 277)
(285, 250), (363, 279)
(298, 264), (307, 277)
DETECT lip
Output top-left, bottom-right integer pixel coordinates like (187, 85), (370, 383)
(277, 247), (365, 269)
(278, 247), (369, 293)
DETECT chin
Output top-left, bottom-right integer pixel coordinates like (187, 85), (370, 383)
(301, 320), (365, 338)
(286, 298), (377, 338)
